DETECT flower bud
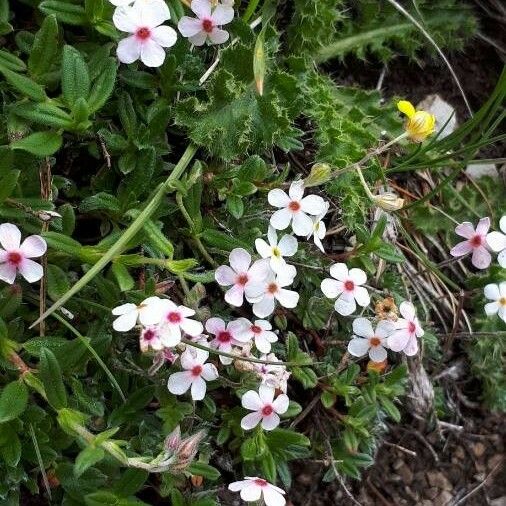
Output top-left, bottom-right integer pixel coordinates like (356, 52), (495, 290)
(164, 425), (181, 451)
(171, 430), (206, 472)
(367, 359), (388, 374)
(373, 192), (404, 212)
(375, 297), (398, 321)
(304, 163), (332, 188)
(191, 475), (204, 487)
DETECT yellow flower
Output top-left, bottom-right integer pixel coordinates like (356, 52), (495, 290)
(397, 100), (436, 143)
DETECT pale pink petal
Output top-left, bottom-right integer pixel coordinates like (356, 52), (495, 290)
(211, 4), (234, 24)
(253, 296), (275, 318)
(19, 257), (44, 282)
(0, 250), (7, 262)
(228, 318), (252, 341)
(113, 6), (138, 33)
(167, 371), (192, 395)
(177, 16), (203, 36)
(347, 337), (370, 357)
(112, 302), (136, 316)
(244, 282), (265, 302)
(376, 320), (396, 338)
(261, 412), (280, 431)
(0, 223), (21, 250)
(240, 483), (262, 502)
(225, 284), (245, 306)
(321, 278), (342, 299)
(484, 284), (500, 300)
(267, 226), (278, 246)
(189, 30), (208, 46)
(455, 222), (475, 239)
(278, 234), (298, 256)
(288, 180), (304, 201)
(241, 390), (263, 411)
(259, 384), (275, 404)
(140, 39), (165, 67)
(484, 302), (499, 316)
(450, 240), (472, 257)
(138, 0), (170, 27)
(0, 262), (17, 284)
(190, 376), (207, 400)
(112, 311), (137, 332)
(201, 363), (218, 381)
(268, 189), (291, 208)
(369, 345), (387, 362)
(399, 301), (416, 321)
(139, 304), (163, 326)
(329, 263), (349, 281)
(291, 211), (313, 236)
(348, 268), (367, 286)
(229, 248), (251, 273)
(263, 487), (286, 506)
(275, 288), (299, 308)
(178, 305), (195, 317)
(487, 231), (506, 252)
(272, 394), (289, 414)
(387, 329), (409, 352)
(117, 35), (141, 63)
(498, 249), (506, 268)
(255, 238), (272, 259)
(300, 194), (325, 215)
(255, 334), (272, 353)
(208, 27), (229, 44)
(20, 235), (46, 258)
(215, 265), (235, 286)
(353, 286), (370, 307)
(335, 296), (356, 316)
(352, 317), (374, 338)
(241, 411), (263, 430)
(191, 0), (212, 19)
(475, 217), (491, 236)
(228, 480), (249, 492)
(151, 25), (177, 47)
(270, 208), (292, 230)
(160, 325), (182, 347)
(403, 336), (418, 356)
(276, 264), (296, 287)
(471, 246), (491, 269)
(181, 317), (204, 337)
(205, 317), (226, 336)
(248, 258), (271, 281)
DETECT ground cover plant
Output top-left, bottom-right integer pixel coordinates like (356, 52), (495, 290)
(0, 0), (504, 504)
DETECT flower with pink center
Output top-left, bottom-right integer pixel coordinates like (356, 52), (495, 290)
(484, 282), (506, 324)
(167, 347), (218, 401)
(228, 477), (286, 506)
(320, 263), (370, 316)
(178, 0), (234, 46)
(205, 317), (250, 365)
(241, 384), (289, 431)
(486, 215), (506, 268)
(158, 299), (204, 347)
(387, 301), (424, 356)
(215, 248), (270, 307)
(112, 296), (163, 332)
(232, 318), (278, 354)
(0, 223), (47, 285)
(450, 217), (492, 269)
(113, 0), (177, 67)
(148, 348), (179, 376)
(268, 180), (326, 237)
(348, 318), (395, 362)
(245, 264), (299, 318)
(139, 325), (164, 352)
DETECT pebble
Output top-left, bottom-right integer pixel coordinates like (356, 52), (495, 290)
(472, 442), (486, 458)
(417, 94), (458, 138)
(425, 487), (439, 500)
(435, 490), (453, 506)
(427, 471), (453, 491)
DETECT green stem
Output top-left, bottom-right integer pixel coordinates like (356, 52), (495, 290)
(242, 0), (261, 23)
(30, 144), (198, 329)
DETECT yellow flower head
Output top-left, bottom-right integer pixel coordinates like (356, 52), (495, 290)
(397, 100), (436, 143)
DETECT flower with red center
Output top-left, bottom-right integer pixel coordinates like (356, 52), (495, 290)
(255, 226), (298, 273)
(0, 223), (47, 285)
(483, 282), (506, 324)
(167, 347), (218, 401)
(268, 180), (326, 237)
(240, 384), (289, 431)
(232, 318), (278, 354)
(158, 299), (203, 347)
(228, 476), (286, 506)
(347, 318), (395, 362)
(112, 296), (163, 332)
(139, 325), (163, 353)
(178, 0), (234, 46)
(387, 301), (424, 356)
(205, 317), (250, 364)
(215, 248), (270, 307)
(450, 217), (492, 269)
(321, 263), (370, 316)
(113, 0), (177, 67)
(245, 264), (299, 318)
(487, 215), (506, 268)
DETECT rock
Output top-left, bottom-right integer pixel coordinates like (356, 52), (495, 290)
(393, 458), (404, 470)
(454, 446), (465, 460)
(398, 464), (414, 485)
(465, 162), (498, 180)
(417, 94), (458, 138)
(427, 471), (453, 491)
(488, 454), (503, 471)
(473, 442), (487, 458)
(490, 497), (506, 506)
(435, 490), (453, 506)
(425, 487), (439, 500)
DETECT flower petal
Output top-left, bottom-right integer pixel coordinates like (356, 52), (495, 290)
(484, 283), (500, 301)
(18, 258), (43, 283)
(486, 231), (506, 252)
(117, 35), (141, 63)
(387, 329), (409, 352)
(300, 194), (325, 215)
(113, 6), (138, 32)
(112, 303), (136, 316)
(140, 39), (165, 67)
(240, 483), (262, 502)
(270, 208), (292, 230)
(190, 376), (207, 400)
(181, 317), (204, 337)
(189, 30), (208, 46)
(321, 278), (342, 299)
(352, 317), (374, 338)
(454, 222), (475, 239)
(191, 0), (212, 19)
(399, 301), (416, 321)
(498, 249), (506, 268)
(288, 180), (304, 201)
(248, 258), (271, 282)
(484, 301), (499, 316)
(369, 345), (387, 362)
(450, 240), (472, 257)
(278, 234), (298, 256)
(291, 211), (313, 236)
(268, 189), (290, 208)
(215, 265), (235, 286)
(348, 268), (366, 286)
(353, 286), (370, 307)
(20, 235), (46, 258)
(0, 262), (17, 284)
(201, 363), (218, 381)
(335, 296), (356, 316)
(211, 4), (234, 25)
(0, 223), (21, 251)
(167, 371), (192, 395)
(403, 336), (418, 356)
(178, 16), (203, 37)
(261, 412), (280, 431)
(275, 288), (299, 308)
(151, 25), (177, 47)
(262, 487), (287, 506)
(230, 248), (251, 273)
(476, 217), (491, 236)
(138, 0), (170, 27)
(259, 384), (275, 404)
(241, 411), (263, 430)
(208, 27), (229, 44)
(252, 296), (275, 318)
(329, 263), (348, 281)
(471, 246), (491, 269)
(255, 238), (272, 259)
(272, 394), (289, 414)
(347, 337), (370, 357)
(397, 100), (416, 118)
(228, 480), (248, 492)
(242, 390), (263, 411)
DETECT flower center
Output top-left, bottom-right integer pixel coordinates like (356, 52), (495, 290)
(251, 325), (262, 334)
(369, 336), (381, 347)
(236, 273), (248, 286)
(470, 235), (483, 247)
(267, 282), (278, 294)
(288, 201), (301, 212)
(272, 247), (281, 258)
(7, 252), (22, 266)
(218, 331), (231, 343)
(499, 297), (506, 307)
(344, 280), (355, 291)
(135, 27), (151, 40)
(143, 329), (156, 341)
(262, 405), (273, 416)
(408, 321), (416, 334)
(202, 18), (213, 33)
(254, 478), (268, 487)
(167, 312), (182, 324)
(191, 365), (203, 376)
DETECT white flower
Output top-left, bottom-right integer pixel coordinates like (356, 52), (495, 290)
(0, 223), (47, 284)
(139, 325), (164, 352)
(245, 264), (299, 318)
(215, 248), (270, 307)
(307, 201), (329, 252)
(158, 299), (204, 347)
(483, 282), (506, 324)
(321, 263), (370, 316)
(348, 318), (395, 362)
(268, 180), (326, 236)
(112, 296), (163, 332)
(228, 477), (286, 506)
(255, 226), (298, 273)
(167, 347), (218, 401)
(449, 217), (492, 270)
(113, 0), (177, 67)
(487, 216), (506, 268)
(387, 301), (424, 356)
(233, 318), (278, 354)
(254, 353), (289, 392)
(178, 0), (234, 46)
(240, 385), (289, 431)
(205, 317), (250, 364)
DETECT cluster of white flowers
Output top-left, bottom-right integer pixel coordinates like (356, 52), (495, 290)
(110, 0), (234, 67)
(449, 216), (506, 324)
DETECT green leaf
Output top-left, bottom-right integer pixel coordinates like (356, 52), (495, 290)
(62, 45), (90, 105)
(0, 169), (20, 202)
(88, 57), (117, 113)
(0, 381), (28, 423)
(28, 14), (59, 79)
(0, 66), (47, 101)
(75, 446), (106, 478)
(39, 1), (87, 25)
(15, 102), (74, 129)
(187, 462), (220, 481)
(111, 262), (135, 292)
(47, 264), (71, 300)
(226, 195), (244, 219)
(39, 347), (67, 409)
(85, 491), (148, 505)
(10, 131), (62, 156)
(0, 49), (27, 72)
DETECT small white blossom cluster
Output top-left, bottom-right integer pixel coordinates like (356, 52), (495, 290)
(110, 0), (234, 67)
(449, 216), (506, 324)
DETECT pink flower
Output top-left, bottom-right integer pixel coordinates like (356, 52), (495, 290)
(167, 347), (218, 401)
(348, 318), (395, 362)
(215, 248), (270, 307)
(240, 385), (289, 431)
(0, 223), (47, 284)
(139, 325), (164, 352)
(387, 301), (424, 356)
(320, 263), (370, 316)
(228, 477), (286, 506)
(205, 317), (250, 364)
(178, 0), (234, 46)
(268, 181), (326, 236)
(450, 217), (491, 269)
(232, 318), (278, 354)
(158, 299), (204, 346)
(113, 0), (177, 67)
